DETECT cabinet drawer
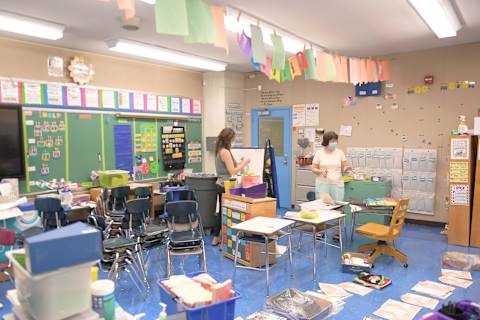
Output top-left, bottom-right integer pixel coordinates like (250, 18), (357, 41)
(296, 169), (316, 186)
(296, 185), (315, 202)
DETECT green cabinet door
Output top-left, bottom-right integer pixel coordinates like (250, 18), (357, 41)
(344, 180), (392, 225)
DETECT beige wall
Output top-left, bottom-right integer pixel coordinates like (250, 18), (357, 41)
(245, 42), (480, 223)
(0, 37), (203, 97)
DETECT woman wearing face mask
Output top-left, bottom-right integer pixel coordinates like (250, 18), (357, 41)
(212, 128), (250, 246)
(312, 131), (352, 204)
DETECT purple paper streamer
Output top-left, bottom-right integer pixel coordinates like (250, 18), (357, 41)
(238, 31), (252, 58)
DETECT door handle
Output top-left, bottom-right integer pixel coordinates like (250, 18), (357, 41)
(283, 154), (288, 165)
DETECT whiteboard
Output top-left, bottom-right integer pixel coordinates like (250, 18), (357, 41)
(231, 147), (265, 177)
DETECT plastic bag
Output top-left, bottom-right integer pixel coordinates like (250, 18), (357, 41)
(441, 251), (480, 271)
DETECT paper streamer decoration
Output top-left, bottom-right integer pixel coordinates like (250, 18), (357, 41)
(325, 53), (336, 81)
(117, 0), (135, 19)
(250, 25), (266, 65)
(238, 31), (252, 58)
(249, 56), (261, 71)
(260, 56), (272, 78)
(378, 60), (391, 81)
(349, 58), (359, 84)
(140, 162), (150, 175)
(270, 34), (285, 70)
(210, 6), (228, 53)
(316, 50), (327, 82)
(289, 55), (302, 79)
(155, 0), (188, 36)
(334, 55), (349, 83)
(281, 60), (292, 81)
(304, 48), (317, 80)
(295, 51), (308, 71)
(184, 0), (215, 43)
(366, 59), (379, 82)
(270, 69), (281, 83)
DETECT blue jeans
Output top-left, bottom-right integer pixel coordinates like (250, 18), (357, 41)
(316, 183), (345, 202)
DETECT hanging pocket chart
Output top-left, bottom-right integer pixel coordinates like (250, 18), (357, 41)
(114, 124), (134, 173)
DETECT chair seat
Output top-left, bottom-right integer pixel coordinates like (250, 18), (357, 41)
(104, 237), (135, 250)
(170, 230), (202, 243)
(356, 223), (398, 240)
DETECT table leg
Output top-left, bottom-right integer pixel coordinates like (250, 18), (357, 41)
(351, 211), (356, 243)
(287, 227), (294, 279)
(339, 218), (344, 253)
(265, 236), (270, 297)
(233, 231), (240, 283)
(312, 224), (317, 281)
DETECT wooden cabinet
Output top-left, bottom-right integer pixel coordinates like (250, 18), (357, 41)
(222, 194), (277, 267)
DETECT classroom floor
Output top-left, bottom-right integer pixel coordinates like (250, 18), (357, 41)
(1, 221), (479, 320)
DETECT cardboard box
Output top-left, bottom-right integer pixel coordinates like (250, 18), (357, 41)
(25, 222), (101, 275)
(341, 252), (372, 273)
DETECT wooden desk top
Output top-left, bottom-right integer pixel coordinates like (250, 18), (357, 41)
(283, 210), (345, 225)
(222, 193), (276, 204)
(231, 216), (294, 236)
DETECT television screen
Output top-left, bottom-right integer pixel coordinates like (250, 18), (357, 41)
(0, 104), (25, 178)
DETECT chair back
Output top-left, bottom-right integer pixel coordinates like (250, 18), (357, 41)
(306, 191), (316, 202)
(388, 198), (409, 238)
(110, 186), (130, 211)
(165, 200), (200, 230)
(134, 187), (151, 199)
(34, 197), (66, 229)
(126, 198), (150, 226)
(0, 228), (16, 246)
(165, 190), (197, 203)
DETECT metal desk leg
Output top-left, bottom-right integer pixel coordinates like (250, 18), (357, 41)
(351, 211), (356, 243)
(312, 224), (317, 281)
(264, 236), (270, 297)
(233, 231), (241, 283)
(287, 227), (294, 279)
(339, 218), (344, 253)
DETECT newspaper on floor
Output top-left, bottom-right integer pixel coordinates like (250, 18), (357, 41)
(318, 283), (352, 299)
(441, 269), (472, 280)
(411, 280), (455, 299)
(439, 276), (473, 288)
(400, 293), (439, 310)
(338, 282), (373, 296)
(373, 299), (422, 320)
(305, 291), (344, 317)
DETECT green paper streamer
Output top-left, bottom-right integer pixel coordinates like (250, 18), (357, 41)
(155, 0), (189, 36)
(326, 53), (337, 81)
(304, 48), (317, 80)
(271, 34), (285, 70)
(281, 60), (292, 81)
(184, 0), (215, 43)
(250, 25), (266, 65)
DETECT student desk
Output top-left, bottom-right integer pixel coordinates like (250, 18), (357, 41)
(231, 216), (294, 297)
(284, 210), (346, 281)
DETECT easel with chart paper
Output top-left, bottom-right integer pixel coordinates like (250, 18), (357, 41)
(448, 136), (477, 246)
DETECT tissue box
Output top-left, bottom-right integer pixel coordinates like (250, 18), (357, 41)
(25, 222), (101, 275)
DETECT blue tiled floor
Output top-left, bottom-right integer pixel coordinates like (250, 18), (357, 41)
(1, 222), (479, 319)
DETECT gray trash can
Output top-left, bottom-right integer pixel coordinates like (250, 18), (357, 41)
(185, 173), (218, 229)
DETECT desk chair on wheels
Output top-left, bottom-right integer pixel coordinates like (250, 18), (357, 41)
(356, 198), (409, 267)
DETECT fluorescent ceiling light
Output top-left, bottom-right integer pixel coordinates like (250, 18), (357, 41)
(408, 0), (461, 38)
(0, 11), (64, 40)
(107, 39), (227, 71)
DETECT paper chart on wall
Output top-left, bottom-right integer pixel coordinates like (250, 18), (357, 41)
(132, 92), (145, 111)
(102, 90), (116, 109)
(304, 127), (316, 143)
(450, 138), (469, 160)
(158, 96), (169, 112)
(192, 99), (201, 114)
(84, 88), (99, 108)
(171, 97), (181, 113)
(118, 91), (130, 110)
(146, 94), (157, 112)
(305, 103), (320, 126)
(339, 125), (352, 137)
(0, 80), (20, 104)
(65, 86), (82, 107)
(46, 84), (63, 106)
(449, 161), (468, 183)
(450, 184), (469, 206)
(181, 97), (191, 113)
(23, 82), (43, 105)
(292, 104), (306, 127)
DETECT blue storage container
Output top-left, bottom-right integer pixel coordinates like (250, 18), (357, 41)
(158, 272), (241, 320)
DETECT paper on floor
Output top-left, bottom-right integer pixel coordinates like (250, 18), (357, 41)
(373, 299), (422, 320)
(338, 282), (373, 296)
(318, 283), (352, 299)
(401, 293), (439, 310)
(441, 269), (472, 280)
(411, 280), (455, 299)
(439, 276), (473, 288)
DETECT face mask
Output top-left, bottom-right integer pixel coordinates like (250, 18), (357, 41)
(328, 142), (337, 149)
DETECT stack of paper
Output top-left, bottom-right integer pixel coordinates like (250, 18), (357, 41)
(246, 311), (287, 320)
(411, 280), (455, 299)
(338, 282), (373, 296)
(438, 276), (473, 288)
(400, 293), (439, 310)
(441, 269), (472, 280)
(305, 291), (345, 316)
(318, 283), (352, 299)
(300, 200), (343, 211)
(373, 299), (422, 320)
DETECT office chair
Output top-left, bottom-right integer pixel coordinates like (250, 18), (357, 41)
(35, 197), (68, 230)
(356, 198), (409, 267)
(165, 200), (206, 276)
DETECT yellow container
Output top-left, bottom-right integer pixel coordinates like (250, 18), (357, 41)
(91, 266), (99, 282)
(224, 180), (236, 194)
(98, 170), (129, 188)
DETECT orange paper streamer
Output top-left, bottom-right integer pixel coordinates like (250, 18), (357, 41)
(349, 58), (359, 84)
(334, 55), (349, 83)
(117, 0), (135, 19)
(315, 50), (327, 82)
(358, 58), (368, 84)
(378, 60), (391, 81)
(366, 59), (379, 82)
(289, 55), (302, 79)
(210, 6), (229, 54)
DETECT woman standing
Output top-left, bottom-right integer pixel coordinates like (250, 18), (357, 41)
(312, 131), (352, 203)
(212, 128), (250, 246)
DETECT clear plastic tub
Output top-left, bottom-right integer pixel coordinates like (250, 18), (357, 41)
(6, 249), (95, 320)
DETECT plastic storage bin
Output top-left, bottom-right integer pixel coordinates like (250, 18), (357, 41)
(6, 249), (95, 320)
(158, 272), (241, 320)
(98, 170), (129, 188)
(243, 183), (267, 199)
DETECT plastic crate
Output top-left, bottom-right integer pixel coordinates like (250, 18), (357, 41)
(98, 170), (129, 188)
(158, 272), (241, 320)
(6, 249), (94, 320)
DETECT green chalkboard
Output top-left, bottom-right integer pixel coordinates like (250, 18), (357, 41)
(20, 108), (203, 194)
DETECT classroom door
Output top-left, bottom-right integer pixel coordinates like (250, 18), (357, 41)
(252, 107), (292, 208)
